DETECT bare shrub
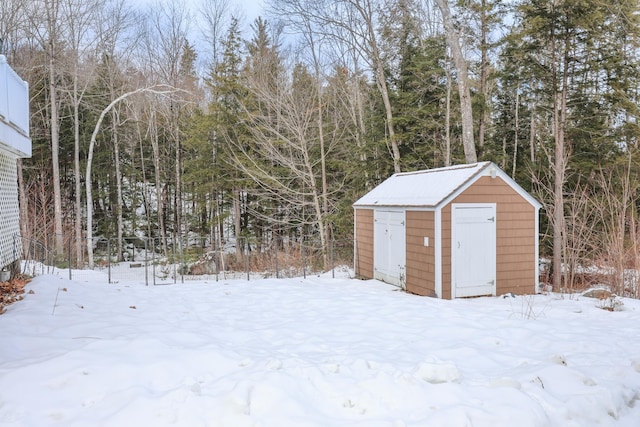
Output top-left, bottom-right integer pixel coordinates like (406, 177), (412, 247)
(592, 157), (639, 298)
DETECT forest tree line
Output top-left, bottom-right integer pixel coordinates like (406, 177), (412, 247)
(2, 0), (640, 294)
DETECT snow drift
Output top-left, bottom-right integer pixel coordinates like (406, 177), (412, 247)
(1, 272), (639, 426)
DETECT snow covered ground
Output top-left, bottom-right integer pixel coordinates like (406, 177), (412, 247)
(1, 271), (640, 426)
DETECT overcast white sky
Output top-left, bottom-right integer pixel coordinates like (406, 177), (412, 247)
(226, 0), (266, 29)
(180, 0), (268, 69)
(236, 0), (265, 23)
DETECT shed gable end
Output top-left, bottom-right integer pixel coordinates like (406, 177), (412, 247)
(443, 176), (537, 296)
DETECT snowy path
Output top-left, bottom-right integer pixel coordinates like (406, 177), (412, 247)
(1, 273), (639, 426)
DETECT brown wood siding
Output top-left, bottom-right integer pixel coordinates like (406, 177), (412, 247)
(442, 205), (452, 299)
(354, 208), (374, 278)
(444, 176), (536, 297)
(405, 211), (436, 296)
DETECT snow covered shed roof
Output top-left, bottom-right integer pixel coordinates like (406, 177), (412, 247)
(353, 161), (541, 209)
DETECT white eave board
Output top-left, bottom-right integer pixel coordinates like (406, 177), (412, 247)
(0, 124), (31, 158)
(0, 55), (31, 158)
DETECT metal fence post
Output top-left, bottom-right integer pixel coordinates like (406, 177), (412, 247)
(106, 239), (112, 284)
(275, 238), (279, 279)
(245, 238), (250, 281)
(172, 239), (177, 284)
(42, 241), (47, 275)
(215, 235), (219, 282)
(144, 238), (148, 286)
(301, 237), (306, 279)
(13, 234), (17, 277)
(68, 237), (72, 280)
(47, 242), (52, 275)
(152, 238), (156, 286)
(181, 235), (185, 284)
(330, 239), (335, 279)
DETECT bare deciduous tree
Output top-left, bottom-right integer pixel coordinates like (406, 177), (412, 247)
(60, 0), (100, 266)
(0, 0), (27, 58)
(271, 0), (402, 172)
(27, 0), (65, 254)
(594, 156), (639, 297)
(199, 0), (233, 67)
(144, 0), (192, 253)
(225, 61), (333, 260)
(94, 0), (138, 261)
(1, 0), (29, 254)
(85, 85), (184, 268)
(432, 0), (477, 163)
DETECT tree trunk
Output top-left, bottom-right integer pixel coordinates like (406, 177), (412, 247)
(150, 117), (167, 257)
(362, 0), (401, 172)
(477, 0), (489, 151)
(174, 107), (182, 258)
(530, 101), (535, 162)
(501, 134), (507, 169)
(135, 121), (152, 240)
(349, 0), (401, 172)
(112, 107), (124, 261)
(317, 91), (329, 267)
(445, 64), (452, 166)
(86, 86), (178, 267)
(308, 29), (330, 266)
(512, 90), (519, 178)
(434, 0), (477, 163)
(49, 43), (64, 255)
(376, 61), (401, 172)
(552, 35), (569, 292)
(73, 76), (83, 267)
(233, 187), (242, 257)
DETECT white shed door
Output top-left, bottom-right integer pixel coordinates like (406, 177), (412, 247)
(374, 210), (406, 288)
(452, 204), (496, 298)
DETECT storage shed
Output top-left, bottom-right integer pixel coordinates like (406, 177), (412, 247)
(353, 162), (541, 299)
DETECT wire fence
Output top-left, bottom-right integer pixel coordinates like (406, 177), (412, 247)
(14, 234), (355, 285)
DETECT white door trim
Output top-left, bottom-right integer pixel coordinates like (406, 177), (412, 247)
(451, 203), (497, 299)
(373, 209), (406, 288)
(434, 207), (442, 298)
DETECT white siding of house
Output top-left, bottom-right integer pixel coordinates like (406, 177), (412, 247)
(0, 151), (20, 269)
